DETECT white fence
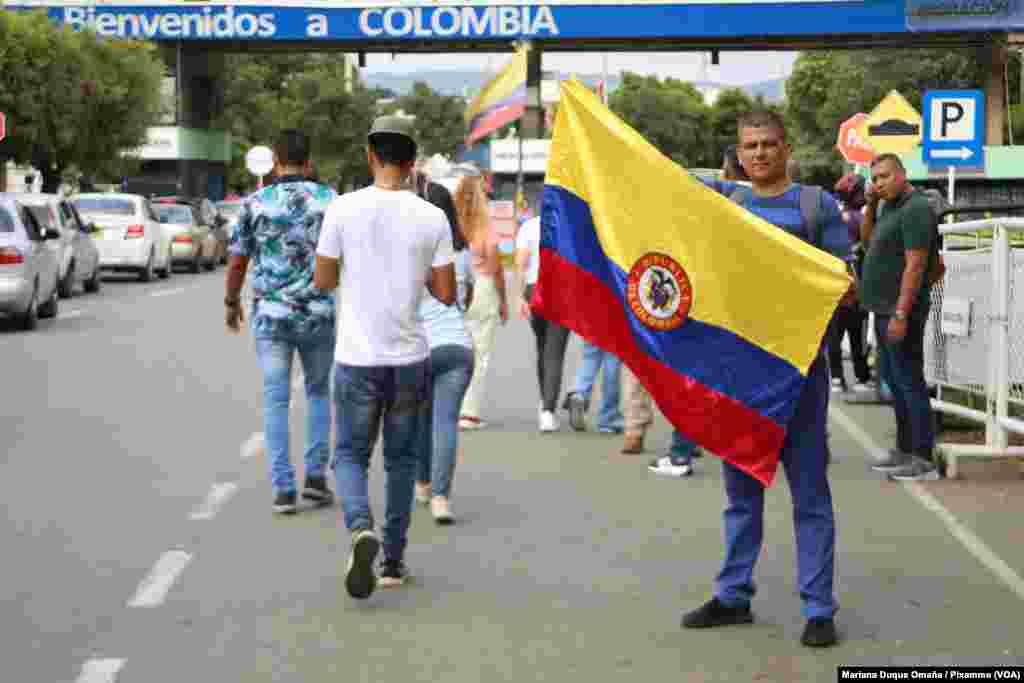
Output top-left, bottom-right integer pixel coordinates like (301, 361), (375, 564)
(924, 216), (1024, 476)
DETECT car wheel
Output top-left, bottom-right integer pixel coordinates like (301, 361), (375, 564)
(84, 264), (102, 293)
(203, 250), (216, 271)
(38, 282), (59, 319)
(139, 250), (155, 282)
(190, 252), (201, 274)
(158, 247), (172, 279)
(58, 261), (75, 299)
(19, 287), (38, 331)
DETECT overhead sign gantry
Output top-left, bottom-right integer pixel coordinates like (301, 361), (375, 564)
(4, 0), (1022, 48)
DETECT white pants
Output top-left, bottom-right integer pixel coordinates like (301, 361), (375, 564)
(460, 274), (501, 419)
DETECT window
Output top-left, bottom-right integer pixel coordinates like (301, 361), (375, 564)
(0, 206), (15, 233)
(70, 197), (137, 216)
(26, 205), (56, 232)
(154, 204), (194, 224)
(19, 207), (43, 241)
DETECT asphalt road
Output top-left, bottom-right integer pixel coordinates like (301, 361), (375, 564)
(2, 270), (1022, 682)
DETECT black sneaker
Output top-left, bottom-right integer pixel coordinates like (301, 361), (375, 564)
(800, 618), (838, 647)
(301, 475), (334, 506)
(378, 559), (411, 588)
(344, 529), (380, 600)
(681, 597), (753, 629)
(272, 491), (297, 515)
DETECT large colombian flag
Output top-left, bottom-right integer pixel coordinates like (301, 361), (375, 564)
(534, 81), (851, 486)
(464, 47), (528, 145)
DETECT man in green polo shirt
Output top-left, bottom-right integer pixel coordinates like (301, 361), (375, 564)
(859, 153), (940, 481)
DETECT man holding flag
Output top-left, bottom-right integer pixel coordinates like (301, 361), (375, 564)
(535, 85), (853, 648)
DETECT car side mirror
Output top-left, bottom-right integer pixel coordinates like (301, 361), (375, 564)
(44, 228), (61, 240)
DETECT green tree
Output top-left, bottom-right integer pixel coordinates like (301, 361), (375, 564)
(394, 82), (466, 157)
(706, 87), (755, 166)
(220, 53), (378, 192)
(609, 72), (710, 167)
(0, 10), (163, 192)
(785, 47), (1021, 180)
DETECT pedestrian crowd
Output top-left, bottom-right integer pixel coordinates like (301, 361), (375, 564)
(224, 105), (946, 648)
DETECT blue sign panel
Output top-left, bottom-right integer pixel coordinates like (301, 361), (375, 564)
(922, 90), (985, 168)
(6, 1), (1022, 42)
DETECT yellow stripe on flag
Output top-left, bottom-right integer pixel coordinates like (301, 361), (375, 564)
(545, 80), (850, 374)
(464, 47), (529, 126)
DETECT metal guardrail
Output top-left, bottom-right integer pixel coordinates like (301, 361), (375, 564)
(925, 213), (1024, 476)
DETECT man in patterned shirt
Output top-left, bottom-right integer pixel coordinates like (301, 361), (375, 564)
(224, 129), (338, 515)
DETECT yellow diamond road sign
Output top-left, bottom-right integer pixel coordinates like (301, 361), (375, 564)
(857, 90), (923, 156)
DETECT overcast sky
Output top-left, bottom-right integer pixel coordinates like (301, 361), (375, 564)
(363, 50), (799, 84)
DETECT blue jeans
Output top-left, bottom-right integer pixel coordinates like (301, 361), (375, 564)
(715, 355), (837, 619)
(875, 307), (934, 455)
(253, 326), (335, 495)
(332, 360), (430, 563)
(416, 345), (475, 498)
(572, 338), (624, 431)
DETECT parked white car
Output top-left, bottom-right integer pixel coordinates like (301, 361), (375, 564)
(0, 198), (61, 330)
(70, 193), (172, 282)
(14, 193), (102, 298)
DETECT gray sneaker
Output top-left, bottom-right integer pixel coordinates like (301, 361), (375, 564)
(564, 392), (587, 432)
(871, 449), (914, 473)
(888, 458), (941, 482)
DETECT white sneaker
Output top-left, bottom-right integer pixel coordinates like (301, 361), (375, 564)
(539, 410), (559, 432)
(830, 378), (845, 393)
(851, 381), (876, 393)
(648, 455), (694, 478)
(414, 481), (431, 505)
(458, 417), (487, 430)
(430, 496), (454, 525)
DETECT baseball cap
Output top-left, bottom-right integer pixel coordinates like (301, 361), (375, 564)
(368, 115), (416, 143)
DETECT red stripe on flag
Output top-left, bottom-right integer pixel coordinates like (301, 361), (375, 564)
(534, 247), (783, 486)
(466, 103), (527, 145)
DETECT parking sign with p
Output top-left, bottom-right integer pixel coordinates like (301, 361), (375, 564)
(922, 90), (985, 167)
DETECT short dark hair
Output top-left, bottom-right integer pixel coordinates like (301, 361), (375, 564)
(274, 129), (311, 166)
(737, 110), (788, 142)
(871, 153), (905, 171)
(369, 133), (417, 167)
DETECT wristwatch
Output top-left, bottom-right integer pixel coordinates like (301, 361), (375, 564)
(893, 310), (908, 321)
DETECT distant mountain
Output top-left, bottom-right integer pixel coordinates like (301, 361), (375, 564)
(361, 69), (787, 102)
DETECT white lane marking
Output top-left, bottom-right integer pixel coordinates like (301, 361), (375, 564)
(61, 309), (84, 320)
(241, 432), (264, 460)
(75, 658), (125, 683)
(150, 287), (186, 298)
(292, 369), (305, 392)
(830, 405), (1024, 603)
(127, 550), (192, 608)
(189, 482), (239, 521)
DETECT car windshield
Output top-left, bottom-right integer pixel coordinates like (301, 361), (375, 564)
(71, 197), (137, 216)
(155, 205), (193, 224)
(216, 202), (242, 219)
(0, 207), (14, 233)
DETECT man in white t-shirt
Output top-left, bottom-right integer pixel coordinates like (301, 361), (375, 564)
(314, 115), (455, 600)
(515, 205), (570, 433)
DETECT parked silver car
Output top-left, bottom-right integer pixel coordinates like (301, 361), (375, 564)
(10, 193), (102, 298)
(0, 198), (61, 330)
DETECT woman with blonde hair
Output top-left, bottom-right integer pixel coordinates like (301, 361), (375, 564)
(454, 170), (508, 430)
